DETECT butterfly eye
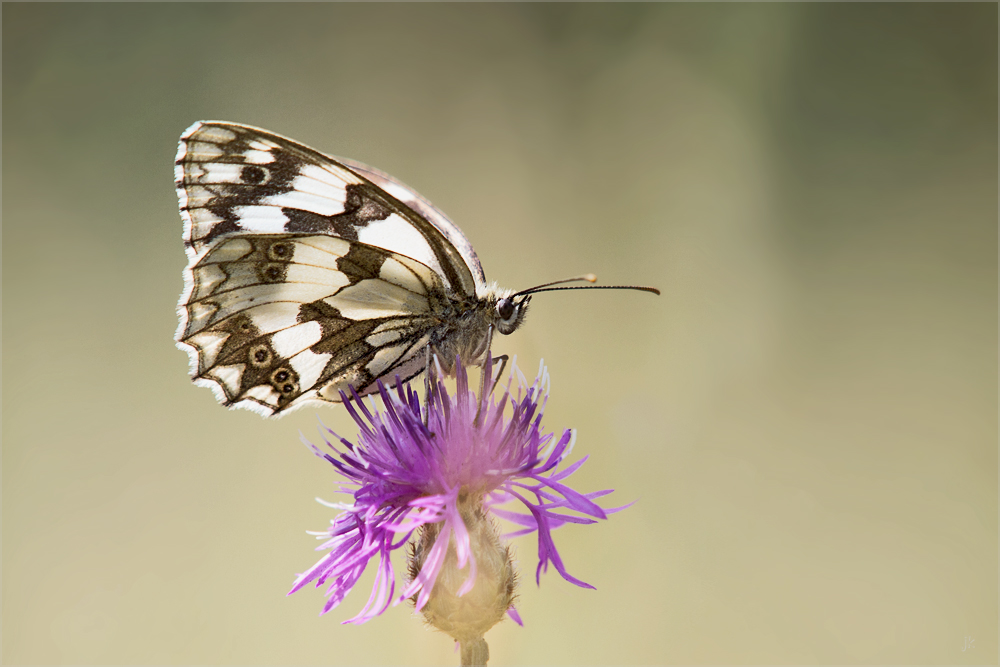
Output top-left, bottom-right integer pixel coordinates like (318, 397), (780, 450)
(497, 298), (515, 322)
(495, 296), (528, 335)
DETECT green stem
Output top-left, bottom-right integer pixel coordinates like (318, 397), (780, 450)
(460, 637), (489, 666)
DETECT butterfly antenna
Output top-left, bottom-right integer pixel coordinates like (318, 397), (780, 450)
(516, 274), (659, 297)
(522, 284), (660, 296)
(512, 274), (598, 297)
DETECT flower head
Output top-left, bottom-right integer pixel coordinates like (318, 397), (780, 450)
(289, 357), (622, 636)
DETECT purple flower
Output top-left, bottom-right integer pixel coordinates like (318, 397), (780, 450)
(288, 357), (623, 635)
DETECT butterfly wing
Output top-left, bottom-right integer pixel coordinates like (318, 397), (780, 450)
(175, 121), (482, 415)
(178, 233), (443, 416)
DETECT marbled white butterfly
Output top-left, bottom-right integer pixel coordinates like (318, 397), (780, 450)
(175, 121), (657, 416)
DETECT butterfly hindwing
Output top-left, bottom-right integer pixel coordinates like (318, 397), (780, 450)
(178, 232), (441, 416)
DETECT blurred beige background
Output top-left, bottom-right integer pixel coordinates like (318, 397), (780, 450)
(3, 4), (996, 665)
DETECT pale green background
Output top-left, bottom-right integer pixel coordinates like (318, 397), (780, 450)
(3, 4), (996, 665)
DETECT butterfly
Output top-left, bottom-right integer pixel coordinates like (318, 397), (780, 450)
(175, 121), (658, 417)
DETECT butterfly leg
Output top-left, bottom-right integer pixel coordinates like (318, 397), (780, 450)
(423, 345), (433, 400)
(492, 355), (509, 389)
(473, 354), (508, 425)
(423, 345), (437, 427)
(473, 326), (497, 426)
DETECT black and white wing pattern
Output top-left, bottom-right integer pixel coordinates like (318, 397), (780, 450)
(175, 121), (495, 417)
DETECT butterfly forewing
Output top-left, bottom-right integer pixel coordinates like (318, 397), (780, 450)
(176, 122), (478, 296)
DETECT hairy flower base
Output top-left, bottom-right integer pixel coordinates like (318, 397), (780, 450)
(289, 358), (623, 630)
(409, 493), (517, 643)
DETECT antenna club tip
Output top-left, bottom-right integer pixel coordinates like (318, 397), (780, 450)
(584, 273), (597, 283)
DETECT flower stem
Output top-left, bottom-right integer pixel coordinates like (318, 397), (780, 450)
(460, 637), (489, 666)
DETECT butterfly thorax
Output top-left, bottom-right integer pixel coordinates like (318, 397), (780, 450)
(428, 287), (520, 375)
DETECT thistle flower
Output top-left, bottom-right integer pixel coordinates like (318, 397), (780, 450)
(289, 357), (623, 659)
